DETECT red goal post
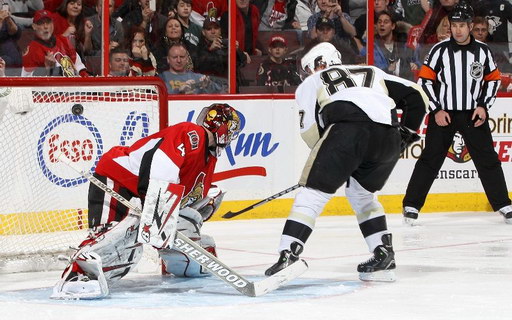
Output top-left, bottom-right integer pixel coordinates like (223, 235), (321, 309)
(0, 77), (168, 273)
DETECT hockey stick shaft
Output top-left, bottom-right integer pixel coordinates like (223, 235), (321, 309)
(222, 184), (301, 219)
(57, 153), (307, 297)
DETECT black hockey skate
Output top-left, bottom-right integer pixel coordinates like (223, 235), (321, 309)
(402, 206), (419, 226)
(265, 242), (303, 276)
(358, 234), (396, 282)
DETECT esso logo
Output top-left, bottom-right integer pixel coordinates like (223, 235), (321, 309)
(37, 114), (103, 187)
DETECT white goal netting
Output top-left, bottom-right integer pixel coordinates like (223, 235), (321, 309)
(0, 78), (167, 273)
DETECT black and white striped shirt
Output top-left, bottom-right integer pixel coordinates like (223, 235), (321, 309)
(418, 36), (501, 112)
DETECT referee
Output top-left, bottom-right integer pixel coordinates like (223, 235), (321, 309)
(402, 1), (512, 224)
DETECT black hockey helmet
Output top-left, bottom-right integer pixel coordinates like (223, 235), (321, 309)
(448, 1), (474, 23)
(196, 103), (241, 155)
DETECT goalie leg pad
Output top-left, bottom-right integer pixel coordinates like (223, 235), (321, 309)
(139, 180), (184, 248)
(160, 234), (216, 277)
(51, 215), (143, 299)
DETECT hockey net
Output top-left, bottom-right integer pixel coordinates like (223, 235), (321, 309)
(0, 77), (168, 273)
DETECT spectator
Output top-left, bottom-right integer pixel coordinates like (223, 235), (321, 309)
(190, 0), (227, 26)
(349, 0), (366, 21)
(361, 11), (420, 80)
(127, 26), (156, 76)
(392, 0), (431, 33)
(80, 0), (124, 56)
(174, 0), (201, 47)
(425, 15), (450, 43)
(473, 0), (512, 44)
(420, 0), (458, 43)
(294, 0), (318, 31)
(354, 0), (392, 50)
(22, 9), (88, 76)
(121, 0), (167, 46)
(471, 15), (488, 42)
(221, 0), (262, 56)
(308, 16), (358, 63)
(195, 17), (229, 78)
(3, 0), (43, 28)
(256, 35), (300, 88)
(108, 47), (132, 76)
(307, 0), (356, 40)
(153, 16), (195, 73)
(52, 0), (87, 48)
(0, 4), (22, 75)
(159, 42), (223, 94)
(254, 0), (290, 31)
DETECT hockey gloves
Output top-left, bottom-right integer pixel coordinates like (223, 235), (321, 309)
(399, 126), (420, 152)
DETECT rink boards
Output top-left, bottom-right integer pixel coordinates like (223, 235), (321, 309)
(0, 96), (511, 234)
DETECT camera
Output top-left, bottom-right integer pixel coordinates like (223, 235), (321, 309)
(220, 39), (229, 47)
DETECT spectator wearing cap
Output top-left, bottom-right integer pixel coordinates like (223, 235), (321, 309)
(0, 3), (22, 75)
(256, 35), (300, 89)
(22, 9), (88, 77)
(307, 0), (355, 40)
(195, 17), (228, 78)
(311, 17), (359, 64)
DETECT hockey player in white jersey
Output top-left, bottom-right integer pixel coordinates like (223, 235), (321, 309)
(265, 43), (428, 281)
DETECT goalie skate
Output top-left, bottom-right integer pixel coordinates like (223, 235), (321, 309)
(51, 252), (109, 300)
(358, 234), (396, 282)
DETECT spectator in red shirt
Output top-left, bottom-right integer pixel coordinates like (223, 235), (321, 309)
(22, 9), (88, 76)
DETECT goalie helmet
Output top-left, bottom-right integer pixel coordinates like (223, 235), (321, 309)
(448, 1), (474, 23)
(196, 103), (241, 155)
(300, 42), (342, 77)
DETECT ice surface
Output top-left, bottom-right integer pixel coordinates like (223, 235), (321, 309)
(1, 212), (511, 320)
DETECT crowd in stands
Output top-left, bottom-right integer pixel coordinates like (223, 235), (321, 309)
(1, 0), (512, 93)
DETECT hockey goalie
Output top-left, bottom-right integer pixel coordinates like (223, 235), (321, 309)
(51, 103), (241, 299)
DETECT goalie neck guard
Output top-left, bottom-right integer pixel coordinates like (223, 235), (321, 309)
(196, 103), (241, 156)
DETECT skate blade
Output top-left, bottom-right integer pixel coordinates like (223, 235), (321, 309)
(403, 217), (418, 226)
(505, 218), (512, 225)
(359, 270), (396, 282)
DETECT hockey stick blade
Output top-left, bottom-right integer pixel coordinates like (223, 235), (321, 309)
(250, 259), (308, 297)
(221, 184), (301, 219)
(57, 152), (307, 297)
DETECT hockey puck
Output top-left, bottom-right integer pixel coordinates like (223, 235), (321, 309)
(71, 104), (84, 115)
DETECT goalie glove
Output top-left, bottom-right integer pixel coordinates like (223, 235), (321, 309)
(399, 126), (420, 152)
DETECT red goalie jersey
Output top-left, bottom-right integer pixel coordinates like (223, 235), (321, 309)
(95, 122), (217, 208)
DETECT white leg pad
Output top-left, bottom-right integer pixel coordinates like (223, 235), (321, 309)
(160, 234), (216, 277)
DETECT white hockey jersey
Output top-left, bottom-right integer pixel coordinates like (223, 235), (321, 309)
(295, 65), (428, 148)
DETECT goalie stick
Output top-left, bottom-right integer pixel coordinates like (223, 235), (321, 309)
(222, 184), (301, 219)
(57, 153), (308, 297)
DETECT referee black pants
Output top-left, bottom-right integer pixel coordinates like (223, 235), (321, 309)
(403, 111), (511, 211)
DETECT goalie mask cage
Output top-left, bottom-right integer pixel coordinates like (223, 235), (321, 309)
(0, 77), (168, 273)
